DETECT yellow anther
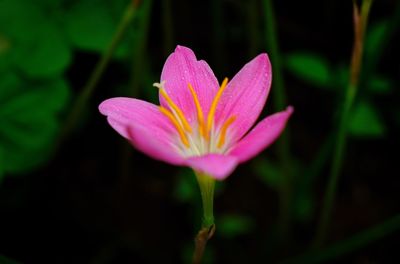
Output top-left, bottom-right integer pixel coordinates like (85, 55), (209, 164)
(159, 88), (192, 133)
(187, 83), (207, 138)
(217, 116), (236, 148)
(207, 77), (229, 135)
(159, 106), (190, 148)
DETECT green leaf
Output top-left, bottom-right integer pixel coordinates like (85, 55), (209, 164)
(0, 34), (12, 72)
(217, 214), (254, 238)
(367, 75), (393, 94)
(0, 75), (70, 174)
(348, 101), (386, 138)
(293, 192), (314, 222)
(252, 158), (282, 189)
(285, 52), (331, 87)
(0, 146), (4, 183)
(0, 0), (71, 78)
(174, 169), (198, 203)
(14, 22), (71, 78)
(64, 0), (134, 58)
(365, 20), (389, 58)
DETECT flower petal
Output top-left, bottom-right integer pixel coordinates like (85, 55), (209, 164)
(99, 97), (184, 165)
(127, 125), (185, 165)
(185, 154), (238, 180)
(229, 107), (293, 163)
(215, 53), (272, 142)
(160, 45), (219, 122)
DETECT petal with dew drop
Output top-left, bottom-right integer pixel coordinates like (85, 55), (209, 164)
(99, 97), (184, 165)
(215, 53), (272, 142)
(229, 107), (293, 163)
(160, 45), (220, 123)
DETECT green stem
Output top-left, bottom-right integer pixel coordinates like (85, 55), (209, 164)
(60, 1), (140, 142)
(313, 0), (373, 248)
(195, 172), (215, 228)
(192, 172), (216, 264)
(263, 0), (292, 239)
(282, 214), (400, 264)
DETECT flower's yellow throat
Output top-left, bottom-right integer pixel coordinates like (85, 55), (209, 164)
(155, 79), (236, 150)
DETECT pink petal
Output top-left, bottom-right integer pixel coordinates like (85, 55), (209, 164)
(127, 125), (185, 165)
(185, 154), (239, 180)
(215, 53), (272, 142)
(99, 97), (184, 165)
(160, 45), (219, 123)
(229, 107), (293, 163)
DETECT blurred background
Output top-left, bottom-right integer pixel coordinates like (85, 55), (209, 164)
(0, 0), (399, 263)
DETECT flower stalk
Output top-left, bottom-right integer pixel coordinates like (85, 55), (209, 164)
(263, 0), (292, 239)
(313, 0), (373, 248)
(195, 172), (216, 228)
(193, 171), (216, 264)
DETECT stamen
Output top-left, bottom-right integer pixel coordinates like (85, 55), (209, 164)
(154, 83), (192, 133)
(187, 83), (206, 138)
(217, 116), (236, 148)
(159, 106), (190, 148)
(206, 77), (229, 135)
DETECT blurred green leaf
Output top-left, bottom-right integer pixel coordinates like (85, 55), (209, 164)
(217, 214), (254, 238)
(335, 64), (392, 95)
(0, 255), (20, 264)
(64, 0), (134, 58)
(16, 21), (71, 78)
(31, 0), (65, 10)
(0, 0), (71, 78)
(14, 23), (71, 78)
(293, 192), (314, 222)
(368, 75), (393, 94)
(174, 169), (198, 203)
(0, 75), (70, 174)
(285, 52), (331, 87)
(365, 20), (389, 58)
(348, 101), (386, 138)
(253, 158), (281, 189)
(0, 146), (4, 183)
(0, 34), (11, 72)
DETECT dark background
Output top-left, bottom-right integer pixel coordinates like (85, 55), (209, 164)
(0, 0), (399, 263)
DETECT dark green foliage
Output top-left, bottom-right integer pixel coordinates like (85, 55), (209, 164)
(0, 0), (399, 263)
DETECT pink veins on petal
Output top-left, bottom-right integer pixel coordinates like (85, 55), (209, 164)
(99, 45), (293, 180)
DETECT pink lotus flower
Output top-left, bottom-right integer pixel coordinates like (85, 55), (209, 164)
(99, 46), (293, 180)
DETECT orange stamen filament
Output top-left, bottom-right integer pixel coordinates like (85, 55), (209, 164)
(217, 116), (236, 148)
(206, 78), (228, 135)
(187, 83), (206, 138)
(159, 106), (190, 147)
(158, 87), (192, 133)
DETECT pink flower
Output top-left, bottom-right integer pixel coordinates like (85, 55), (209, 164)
(99, 46), (293, 180)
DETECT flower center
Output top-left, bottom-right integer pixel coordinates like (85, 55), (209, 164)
(155, 79), (236, 155)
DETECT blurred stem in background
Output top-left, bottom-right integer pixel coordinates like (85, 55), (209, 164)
(60, 0), (141, 143)
(283, 214), (400, 264)
(119, 0), (153, 199)
(313, 0), (374, 248)
(129, 0), (152, 97)
(263, 0), (293, 240)
(361, 1), (400, 86)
